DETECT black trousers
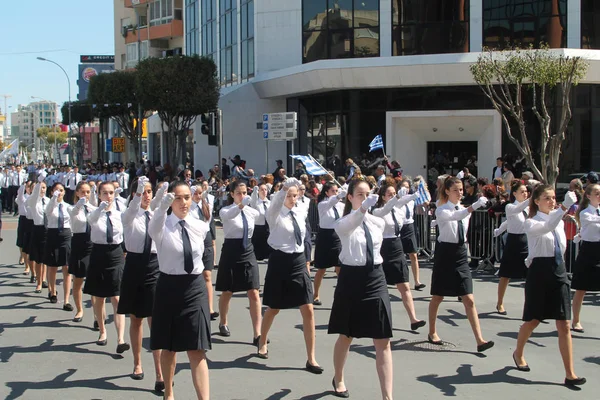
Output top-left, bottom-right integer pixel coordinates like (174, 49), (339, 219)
(8, 186), (18, 213)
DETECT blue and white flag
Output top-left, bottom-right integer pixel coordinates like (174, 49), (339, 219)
(415, 181), (431, 205)
(290, 155), (329, 176)
(369, 134), (384, 152)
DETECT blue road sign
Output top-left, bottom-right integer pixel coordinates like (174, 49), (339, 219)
(263, 114), (269, 121)
(263, 131), (269, 139)
(263, 123), (269, 130)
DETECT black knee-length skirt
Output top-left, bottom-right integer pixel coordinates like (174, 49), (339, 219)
(400, 223), (418, 254)
(381, 237), (410, 285)
(571, 241), (600, 291)
(314, 228), (341, 269)
(304, 219), (313, 262)
(16, 215), (27, 248)
(216, 239), (260, 292)
(20, 218), (34, 254)
(328, 264), (393, 339)
(84, 243), (125, 298)
(523, 257), (571, 321)
(28, 224), (47, 264)
(499, 233), (528, 279)
(431, 242), (473, 296)
(118, 252), (160, 318)
(251, 224), (272, 261)
(44, 228), (72, 267)
(202, 232), (215, 271)
(68, 233), (93, 278)
(263, 250), (313, 309)
(151, 272), (211, 352)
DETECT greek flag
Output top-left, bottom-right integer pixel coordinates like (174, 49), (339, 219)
(290, 155), (328, 176)
(369, 134), (384, 152)
(415, 181), (431, 205)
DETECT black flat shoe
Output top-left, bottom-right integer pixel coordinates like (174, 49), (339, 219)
(414, 283), (426, 291)
(571, 325), (585, 334)
(331, 378), (349, 398)
(252, 335), (270, 347)
(411, 320), (426, 331)
(313, 299), (322, 306)
(305, 361), (324, 374)
(116, 343), (131, 354)
(496, 306), (508, 316)
(219, 325), (231, 337)
(512, 353), (530, 372)
(93, 320), (99, 331)
(42, 281), (48, 289)
(257, 350), (269, 359)
(427, 335), (443, 345)
(50, 295), (58, 304)
(130, 371), (144, 380)
(72, 316), (83, 323)
(565, 377), (586, 387)
(30, 276), (35, 283)
(210, 312), (219, 321)
(477, 341), (494, 353)
(154, 381), (165, 393)
(96, 338), (108, 346)
(63, 303), (74, 312)
(34, 289), (42, 293)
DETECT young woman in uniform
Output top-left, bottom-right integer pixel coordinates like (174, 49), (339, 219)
(513, 187), (585, 387)
(398, 179), (426, 290)
(149, 181), (211, 400)
(428, 177), (494, 352)
(27, 175), (49, 295)
(296, 184), (312, 271)
(16, 182), (34, 280)
(250, 183), (272, 261)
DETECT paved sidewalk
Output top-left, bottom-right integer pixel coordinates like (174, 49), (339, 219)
(0, 215), (599, 399)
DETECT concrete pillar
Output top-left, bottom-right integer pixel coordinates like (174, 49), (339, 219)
(567, 0), (581, 49)
(380, 0), (392, 57)
(470, 0), (483, 52)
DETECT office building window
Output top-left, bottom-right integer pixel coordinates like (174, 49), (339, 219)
(582, 0), (600, 48)
(302, 0), (380, 63)
(126, 41), (149, 68)
(186, 0), (199, 55)
(392, 0), (469, 55)
(241, 0), (254, 80)
(150, 0), (174, 26)
(483, 0), (567, 49)
(220, 0), (238, 86)
(201, 0), (217, 61)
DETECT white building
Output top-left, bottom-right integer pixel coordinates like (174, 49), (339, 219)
(11, 101), (60, 159)
(174, 0), (600, 181)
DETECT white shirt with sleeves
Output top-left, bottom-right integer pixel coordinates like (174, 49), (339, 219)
(295, 195), (311, 214)
(398, 198), (415, 224)
(524, 208), (567, 263)
(116, 172), (129, 190)
(191, 198), (213, 224)
(219, 203), (259, 239)
(372, 196), (406, 239)
(335, 209), (384, 266)
(26, 183), (50, 226)
(122, 195), (157, 253)
(65, 172), (82, 190)
(45, 197), (72, 229)
(88, 206), (124, 245)
(504, 200), (529, 234)
(266, 190), (306, 254)
(250, 188), (270, 225)
(578, 205), (600, 242)
(69, 201), (96, 234)
(318, 196), (344, 229)
(435, 201), (472, 244)
(15, 186), (30, 217)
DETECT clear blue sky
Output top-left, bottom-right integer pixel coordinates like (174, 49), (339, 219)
(0, 0), (114, 124)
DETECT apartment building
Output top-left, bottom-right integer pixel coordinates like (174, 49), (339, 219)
(11, 101), (59, 153)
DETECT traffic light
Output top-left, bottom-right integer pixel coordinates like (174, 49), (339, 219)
(200, 113), (212, 136)
(208, 112), (219, 146)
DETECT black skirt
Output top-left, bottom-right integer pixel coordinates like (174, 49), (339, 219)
(209, 218), (216, 242)
(151, 272), (211, 352)
(328, 264), (392, 339)
(431, 242), (473, 296)
(44, 228), (72, 267)
(68, 233), (93, 278)
(314, 228), (341, 269)
(83, 243), (125, 298)
(498, 233), (528, 279)
(304, 219), (313, 262)
(16, 215), (27, 248)
(263, 250), (313, 309)
(20, 218), (34, 254)
(118, 252), (160, 318)
(251, 224), (272, 261)
(28, 224), (47, 264)
(571, 241), (600, 291)
(523, 257), (571, 321)
(202, 234), (215, 271)
(381, 237), (410, 285)
(400, 223), (418, 254)
(216, 239), (260, 292)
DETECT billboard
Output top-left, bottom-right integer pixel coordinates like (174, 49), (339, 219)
(80, 55), (115, 64)
(83, 131), (92, 160)
(77, 63), (115, 101)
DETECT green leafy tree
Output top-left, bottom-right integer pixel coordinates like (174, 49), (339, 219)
(61, 100), (94, 165)
(136, 55), (220, 170)
(37, 126), (68, 161)
(470, 45), (588, 187)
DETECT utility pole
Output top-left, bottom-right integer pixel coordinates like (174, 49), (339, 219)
(1, 94), (12, 140)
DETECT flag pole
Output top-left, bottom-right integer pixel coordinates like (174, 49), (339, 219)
(307, 154), (342, 187)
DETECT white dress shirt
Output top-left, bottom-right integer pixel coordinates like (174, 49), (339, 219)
(266, 190), (306, 254)
(88, 206), (124, 245)
(335, 209), (384, 266)
(399, 198), (415, 224)
(524, 208), (566, 264)
(504, 200), (529, 234)
(15, 186), (30, 216)
(149, 211), (209, 275)
(219, 203), (259, 239)
(435, 201), (472, 244)
(10, 171), (26, 186)
(69, 201), (96, 234)
(0, 172), (9, 189)
(122, 195), (157, 253)
(108, 172), (118, 182)
(250, 189), (270, 225)
(295, 195), (311, 214)
(26, 183), (50, 226)
(578, 205), (600, 242)
(65, 172), (82, 190)
(45, 198), (72, 229)
(318, 196), (345, 229)
(372, 196), (407, 239)
(116, 172), (129, 190)
(114, 196), (127, 212)
(191, 197), (213, 224)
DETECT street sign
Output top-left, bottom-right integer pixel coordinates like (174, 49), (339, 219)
(105, 139), (112, 152)
(262, 112), (297, 141)
(112, 137), (126, 153)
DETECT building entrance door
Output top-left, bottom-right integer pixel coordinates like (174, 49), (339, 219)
(427, 141), (478, 180)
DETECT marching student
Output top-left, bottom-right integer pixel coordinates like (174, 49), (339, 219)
(493, 180), (530, 315)
(215, 180), (263, 343)
(68, 181), (96, 322)
(313, 182), (345, 306)
(428, 177), (494, 352)
(328, 179), (392, 399)
(15, 182), (33, 276)
(513, 187), (585, 387)
(571, 183), (600, 334)
(43, 182), (73, 309)
(27, 175), (50, 295)
(398, 179), (426, 290)
(296, 184), (313, 271)
(250, 183), (272, 261)
(84, 181), (130, 355)
(372, 184), (426, 332)
(256, 178), (323, 375)
(149, 181), (211, 400)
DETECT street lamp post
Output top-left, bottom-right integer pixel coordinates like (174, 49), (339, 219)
(36, 57), (73, 165)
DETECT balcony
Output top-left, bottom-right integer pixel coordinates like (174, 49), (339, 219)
(124, 0), (153, 7)
(124, 19), (183, 44)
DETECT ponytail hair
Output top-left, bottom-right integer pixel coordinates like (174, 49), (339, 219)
(528, 184), (553, 218)
(438, 176), (461, 205)
(317, 182), (338, 203)
(575, 183), (600, 225)
(343, 178), (370, 216)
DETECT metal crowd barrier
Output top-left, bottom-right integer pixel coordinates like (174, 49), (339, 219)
(307, 199), (320, 240)
(414, 206), (435, 261)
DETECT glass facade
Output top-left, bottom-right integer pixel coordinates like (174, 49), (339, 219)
(201, 0), (217, 61)
(219, 0), (238, 85)
(582, 0), (600, 49)
(150, 0), (174, 26)
(392, 0), (469, 55)
(302, 0), (380, 63)
(241, 0), (255, 80)
(186, 0), (199, 55)
(483, 0), (567, 49)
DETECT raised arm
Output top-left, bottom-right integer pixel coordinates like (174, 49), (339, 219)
(318, 193), (344, 216)
(335, 194), (378, 236)
(372, 195), (400, 217)
(149, 193), (174, 246)
(524, 208), (566, 237)
(250, 186), (260, 208)
(122, 195), (141, 226)
(219, 203), (243, 220)
(579, 210), (600, 226)
(27, 182), (42, 208)
(150, 182), (168, 211)
(266, 189), (285, 226)
(505, 200), (529, 216)
(89, 185), (98, 207)
(88, 201), (108, 225)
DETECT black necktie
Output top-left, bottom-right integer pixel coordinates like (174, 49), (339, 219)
(179, 220), (194, 274)
(552, 229), (563, 265)
(522, 210), (528, 219)
(197, 204), (204, 221)
(58, 203), (64, 232)
(143, 211), (152, 255)
(263, 202), (267, 213)
(67, 177), (71, 187)
(333, 206), (340, 220)
(363, 221), (374, 268)
(84, 205), (90, 234)
(455, 206), (464, 245)
(241, 210), (249, 249)
(597, 209), (600, 216)
(290, 210), (302, 246)
(405, 204), (410, 219)
(106, 211), (114, 243)
(391, 208), (401, 236)
(115, 200), (121, 211)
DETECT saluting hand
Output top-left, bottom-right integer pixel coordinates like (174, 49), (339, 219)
(337, 190), (347, 200)
(98, 201), (109, 211)
(562, 191), (577, 209)
(76, 198), (86, 209)
(472, 197), (488, 210)
(361, 194), (379, 211)
(241, 195), (252, 207)
(160, 193), (175, 210)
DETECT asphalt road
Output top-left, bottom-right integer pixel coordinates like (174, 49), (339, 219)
(0, 215), (599, 399)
